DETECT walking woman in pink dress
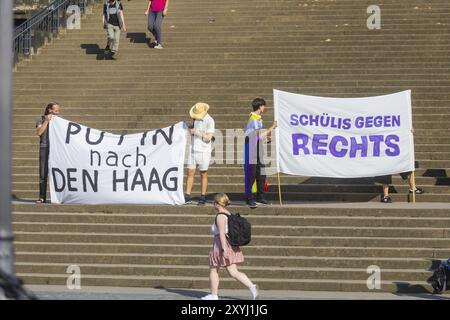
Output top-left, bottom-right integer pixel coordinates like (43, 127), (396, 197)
(201, 193), (259, 300)
(144, 0), (169, 49)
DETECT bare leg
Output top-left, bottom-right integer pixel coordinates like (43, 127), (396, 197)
(200, 170), (208, 195)
(186, 168), (196, 195)
(226, 264), (253, 289)
(209, 267), (220, 295)
(383, 184), (389, 197)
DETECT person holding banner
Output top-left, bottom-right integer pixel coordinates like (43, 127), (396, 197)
(376, 171), (424, 203)
(201, 193), (259, 300)
(185, 103), (215, 205)
(35, 102), (60, 204)
(244, 98), (277, 208)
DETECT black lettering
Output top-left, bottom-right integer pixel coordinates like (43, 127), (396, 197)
(136, 147), (146, 167)
(140, 131), (148, 146)
(67, 168), (78, 192)
(82, 170), (98, 192)
(90, 150), (101, 166)
(86, 128), (105, 145)
(122, 154), (131, 168)
(118, 135), (125, 145)
(131, 169), (146, 191)
(52, 168), (66, 192)
(106, 151), (119, 167)
(152, 125), (174, 145)
(163, 167), (178, 191)
(113, 170), (128, 192)
(65, 122), (81, 144)
(148, 168), (163, 191)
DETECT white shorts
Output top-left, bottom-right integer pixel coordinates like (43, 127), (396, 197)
(187, 150), (212, 171)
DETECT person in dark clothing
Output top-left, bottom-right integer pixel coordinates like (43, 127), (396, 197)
(103, 0), (126, 59)
(375, 172), (424, 203)
(243, 98), (277, 208)
(35, 102), (60, 204)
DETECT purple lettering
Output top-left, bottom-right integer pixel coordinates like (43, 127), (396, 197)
(342, 118), (351, 130)
(299, 114), (308, 126)
(369, 135), (384, 157)
(290, 114), (299, 126)
(309, 115), (319, 126)
(292, 134), (310, 155)
(385, 135), (400, 156)
(312, 134), (328, 155)
(373, 116), (383, 127)
(354, 117), (364, 128)
(329, 136), (348, 158)
(392, 115), (400, 127)
(349, 136), (368, 158)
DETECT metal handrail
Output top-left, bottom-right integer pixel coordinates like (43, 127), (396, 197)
(13, 0), (98, 62)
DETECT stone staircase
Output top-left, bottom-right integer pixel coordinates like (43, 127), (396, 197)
(11, 0), (450, 293)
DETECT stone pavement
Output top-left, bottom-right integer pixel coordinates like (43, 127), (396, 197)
(25, 285), (450, 300)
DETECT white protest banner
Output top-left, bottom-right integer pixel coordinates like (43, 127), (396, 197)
(48, 117), (187, 205)
(274, 89), (415, 178)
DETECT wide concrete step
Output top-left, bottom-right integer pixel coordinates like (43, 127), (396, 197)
(10, 179), (450, 194)
(11, 203), (450, 217)
(12, 221), (450, 238)
(14, 263), (432, 282)
(12, 212), (450, 228)
(32, 48), (450, 58)
(13, 231), (450, 248)
(10, 190), (450, 204)
(16, 273), (434, 293)
(13, 242), (450, 259)
(13, 252), (440, 270)
(11, 193), (449, 205)
(29, 51), (450, 62)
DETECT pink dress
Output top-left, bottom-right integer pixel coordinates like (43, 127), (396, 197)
(208, 214), (244, 267)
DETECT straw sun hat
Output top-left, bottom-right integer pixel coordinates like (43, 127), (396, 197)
(189, 102), (210, 120)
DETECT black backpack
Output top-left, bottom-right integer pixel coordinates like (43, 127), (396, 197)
(216, 212), (251, 246)
(428, 259), (450, 294)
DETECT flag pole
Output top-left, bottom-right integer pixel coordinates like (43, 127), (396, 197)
(411, 171), (416, 203)
(277, 171), (283, 206)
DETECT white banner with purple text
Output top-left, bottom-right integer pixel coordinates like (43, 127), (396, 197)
(274, 89), (415, 178)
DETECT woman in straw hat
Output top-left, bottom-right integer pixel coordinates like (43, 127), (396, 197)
(201, 193), (259, 300)
(185, 103), (215, 205)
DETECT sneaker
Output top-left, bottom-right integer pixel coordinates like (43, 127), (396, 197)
(104, 44), (110, 52)
(198, 196), (207, 206)
(250, 284), (259, 300)
(184, 194), (193, 204)
(255, 197), (271, 205)
(409, 187), (424, 194)
(246, 199), (258, 209)
(201, 294), (218, 300)
(381, 196), (392, 203)
(107, 51), (117, 60)
(154, 43), (163, 49)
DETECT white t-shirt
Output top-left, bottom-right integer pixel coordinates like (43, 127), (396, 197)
(191, 114), (215, 152)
